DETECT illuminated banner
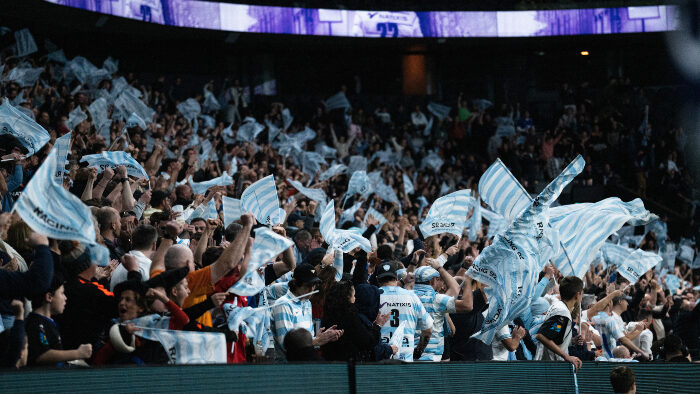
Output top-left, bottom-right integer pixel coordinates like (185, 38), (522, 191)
(45, 1), (678, 38)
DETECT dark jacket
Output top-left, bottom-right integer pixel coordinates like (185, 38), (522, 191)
(0, 245), (53, 298)
(321, 310), (381, 361)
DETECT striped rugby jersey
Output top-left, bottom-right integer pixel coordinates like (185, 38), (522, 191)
(379, 286), (433, 362)
(413, 284), (456, 361)
(271, 290), (314, 349)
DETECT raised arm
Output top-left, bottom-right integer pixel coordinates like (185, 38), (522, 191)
(92, 166), (115, 199)
(209, 213), (254, 284)
(81, 167), (97, 202)
(271, 226), (296, 277)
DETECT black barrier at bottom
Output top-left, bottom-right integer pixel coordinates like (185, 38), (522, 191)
(0, 362), (698, 393)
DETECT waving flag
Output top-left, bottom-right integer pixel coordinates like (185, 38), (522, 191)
(339, 201), (362, 227)
(301, 151), (326, 177)
(422, 151), (444, 172)
(177, 98), (201, 123)
(324, 92), (351, 111)
(287, 179), (327, 206)
(230, 227), (294, 296)
(389, 321), (406, 360)
(187, 199), (218, 223)
(348, 155), (368, 173)
(188, 172), (233, 196)
(419, 190), (473, 238)
(417, 196), (429, 219)
(14, 28), (38, 57)
(374, 182), (400, 207)
(347, 171), (373, 197)
(363, 207), (387, 234)
(427, 102), (451, 120)
(281, 108), (293, 131)
(237, 120), (265, 143)
(478, 158), (531, 222)
(126, 112), (146, 130)
(402, 174), (414, 196)
(665, 274), (682, 295)
(468, 155), (584, 345)
(53, 132), (71, 184)
(423, 116), (434, 136)
(601, 243), (662, 283)
(320, 200), (371, 253)
(132, 323), (226, 364)
(645, 220), (667, 252)
(481, 208), (508, 239)
(223, 304), (271, 349)
(81, 151), (149, 179)
(241, 175), (282, 226)
(466, 197), (482, 242)
(103, 56), (119, 74)
(265, 120), (281, 143)
(66, 107), (88, 130)
(202, 88), (220, 113)
(14, 146), (97, 246)
(0, 98), (50, 156)
(88, 97), (109, 130)
(320, 163), (348, 181)
(114, 89), (155, 125)
(549, 198), (657, 278)
(222, 196), (242, 228)
(316, 143), (337, 159)
(3, 66), (43, 87)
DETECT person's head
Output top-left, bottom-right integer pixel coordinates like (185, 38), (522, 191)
(610, 366), (636, 394)
(376, 244), (393, 261)
(0, 212), (11, 241)
(224, 223), (243, 242)
(662, 334), (686, 360)
(164, 244), (195, 272)
(96, 207), (121, 237)
(283, 328), (314, 361)
(612, 296), (631, 313)
(30, 275), (67, 316)
(559, 276), (584, 303)
(59, 241), (96, 279)
(287, 213), (305, 229)
(288, 264), (321, 297)
(293, 230), (312, 253)
(323, 281), (356, 319)
(637, 308), (652, 324)
(114, 281), (148, 321)
(612, 345), (631, 359)
(190, 218), (207, 240)
(414, 265), (442, 292)
(376, 260), (399, 286)
(150, 190), (170, 209)
(6, 221), (32, 255)
(175, 184), (193, 201)
(131, 224), (159, 252)
(145, 267), (190, 308)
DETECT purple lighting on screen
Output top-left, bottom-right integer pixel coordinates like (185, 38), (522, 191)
(43, 1), (679, 38)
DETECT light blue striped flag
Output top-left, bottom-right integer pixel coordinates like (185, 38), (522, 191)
(222, 196), (242, 228)
(374, 182), (400, 207)
(80, 151), (149, 179)
(126, 112), (146, 130)
(237, 120), (266, 143)
(301, 151), (326, 177)
(320, 200), (371, 253)
(4, 66), (43, 87)
(14, 144), (97, 246)
(320, 163), (348, 181)
(202, 88), (220, 113)
(241, 175), (282, 226)
(103, 56), (118, 74)
(324, 92), (351, 111)
(265, 119), (281, 143)
(282, 108), (293, 131)
(88, 97), (109, 130)
(66, 106), (87, 130)
(645, 220), (667, 252)
(47, 49), (67, 64)
(287, 179), (327, 207)
(417, 196), (429, 219)
(664, 274), (682, 295)
(339, 201), (362, 227)
(223, 304), (271, 349)
(419, 190), (473, 238)
(131, 318), (227, 364)
(422, 151), (444, 172)
(188, 172), (233, 195)
(468, 155), (584, 345)
(549, 198), (656, 278)
(347, 170), (373, 197)
(478, 158), (532, 222)
(481, 208), (508, 239)
(187, 199), (218, 223)
(114, 89), (155, 125)
(230, 227), (294, 296)
(402, 174), (414, 196)
(53, 132), (71, 184)
(600, 243), (662, 283)
(423, 116), (434, 136)
(363, 207), (387, 234)
(316, 143), (337, 159)
(177, 98), (201, 123)
(348, 155), (368, 173)
(466, 197), (482, 242)
(427, 102), (451, 120)
(14, 28), (38, 57)
(0, 98), (50, 156)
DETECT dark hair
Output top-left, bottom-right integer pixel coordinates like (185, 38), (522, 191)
(190, 217), (206, 226)
(149, 210), (171, 226)
(29, 275), (65, 310)
(202, 246), (223, 267)
(609, 366), (635, 393)
(310, 265), (337, 305)
(377, 244), (393, 260)
(224, 223), (243, 242)
(294, 230), (311, 243)
(131, 225), (159, 250)
(322, 281), (357, 327)
(283, 328), (313, 360)
(559, 276), (584, 301)
(637, 308), (652, 320)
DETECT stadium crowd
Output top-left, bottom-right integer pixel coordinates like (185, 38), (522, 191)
(0, 29), (698, 371)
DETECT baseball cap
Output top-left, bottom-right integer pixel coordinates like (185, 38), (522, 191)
(375, 260), (399, 280)
(414, 266), (440, 283)
(293, 264), (321, 286)
(613, 295), (633, 305)
(287, 212), (307, 225)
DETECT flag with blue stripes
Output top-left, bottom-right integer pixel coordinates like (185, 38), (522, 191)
(301, 151), (327, 177)
(222, 196), (242, 228)
(203, 88), (220, 113)
(468, 155), (584, 344)
(80, 151), (149, 179)
(481, 208), (508, 239)
(133, 324), (227, 364)
(114, 89), (155, 125)
(339, 201), (362, 227)
(223, 304), (271, 349)
(188, 172), (233, 196)
(177, 98), (201, 122)
(230, 227), (294, 296)
(237, 120), (266, 143)
(320, 200), (371, 253)
(4, 66), (43, 87)
(324, 92), (351, 111)
(478, 158), (532, 222)
(265, 120), (281, 143)
(316, 143), (337, 159)
(287, 179), (327, 207)
(348, 156), (368, 173)
(53, 132), (71, 185)
(66, 106), (87, 130)
(600, 243), (662, 283)
(363, 207), (387, 234)
(466, 197), (482, 242)
(187, 198), (218, 223)
(240, 175), (281, 225)
(14, 28), (38, 57)
(422, 151), (444, 172)
(549, 198), (656, 278)
(320, 163), (348, 181)
(88, 97), (109, 130)
(0, 98), (50, 156)
(347, 170), (373, 197)
(645, 220), (668, 252)
(14, 144), (97, 246)
(417, 196), (429, 219)
(282, 108), (293, 130)
(419, 190), (473, 238)
(664, 274), (682, 294)
(402, 174), (414, 196)
(427, 102), (451, 120)
(423, 116), (434, 136)
(125, 112), (146, 130)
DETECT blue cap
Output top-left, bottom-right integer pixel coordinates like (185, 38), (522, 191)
(415, 266), (439, 283)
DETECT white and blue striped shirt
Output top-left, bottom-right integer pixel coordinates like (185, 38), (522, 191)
(413, 284), (456, 361)
(271, 290), (314, 349)
(379, 286), (434, 362)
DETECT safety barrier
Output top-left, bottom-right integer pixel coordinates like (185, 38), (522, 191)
(1, 361), (698, 393)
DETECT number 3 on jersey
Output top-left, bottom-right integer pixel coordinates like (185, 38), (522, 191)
(376, 22), (398, 37)
(390, 309), (400, 327)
